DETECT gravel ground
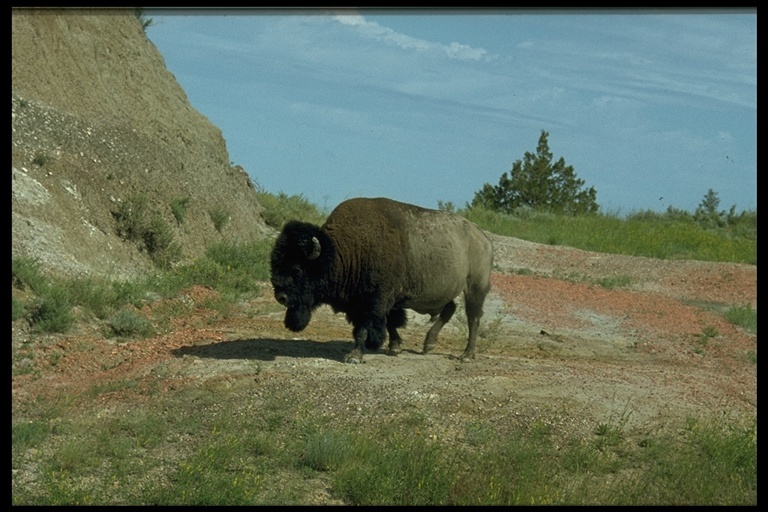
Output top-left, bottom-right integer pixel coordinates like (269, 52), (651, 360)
(12, 234), (756, 449)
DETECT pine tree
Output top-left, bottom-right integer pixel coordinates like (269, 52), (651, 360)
(471, 130), (599, 215)
(694, 188), (725, 228)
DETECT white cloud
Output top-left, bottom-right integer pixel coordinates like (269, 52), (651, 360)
(332, 14), (492, 61)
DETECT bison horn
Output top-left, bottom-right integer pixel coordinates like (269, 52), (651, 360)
(307, 236), (321, 261)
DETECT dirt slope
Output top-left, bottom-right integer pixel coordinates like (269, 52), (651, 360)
(12, 9), (270, 279)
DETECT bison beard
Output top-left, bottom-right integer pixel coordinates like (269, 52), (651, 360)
(284, 306), (312, 332)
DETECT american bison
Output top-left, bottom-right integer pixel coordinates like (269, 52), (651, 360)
(270, 197), (493, 363)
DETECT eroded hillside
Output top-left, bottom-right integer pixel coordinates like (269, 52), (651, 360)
(12, 9), (270, 279)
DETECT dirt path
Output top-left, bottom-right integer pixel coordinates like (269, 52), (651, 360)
(12, 235), (756, 442)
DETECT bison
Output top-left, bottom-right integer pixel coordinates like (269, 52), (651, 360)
(270, 197), (493, 363)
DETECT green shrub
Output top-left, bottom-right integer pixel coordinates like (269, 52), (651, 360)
(724, 304), (757, 333)
(62, 276), (149, 320)
(12, 296), (25, 322)
(12, 256), (48, 294)
(114, 194), (150, 242)
(169, 239), (270, 295)
(32, 152), (50, 167)
(209, 207), (229, 233)
(134, 8), (154, 32)
(144, 215), (182, 268)
(173, 258), (228, 289)
(301, 431), (357, 472)
(255, 191), (327, 228)
(106, 308), (155, 339)
(113, 194), (181, 268)
(170, 196), (191, 224)
(204, 239), (272, 283)
(12, 420), (51, 449)
(26, 284), (74, 333)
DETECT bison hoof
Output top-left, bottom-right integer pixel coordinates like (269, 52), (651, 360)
(459, 351), (475, 362)
(344, 351), (364, 364)
(423, 343), (436, 354)
(387, 344), (402, 356)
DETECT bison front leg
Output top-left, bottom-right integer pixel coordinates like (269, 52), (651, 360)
(345, 317), (387, 364)
(345, 325), (366, 364)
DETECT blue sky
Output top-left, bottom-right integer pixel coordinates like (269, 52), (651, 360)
(145, 8), (756, 215)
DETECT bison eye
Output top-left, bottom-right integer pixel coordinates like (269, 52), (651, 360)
(291, 265), (304, 279)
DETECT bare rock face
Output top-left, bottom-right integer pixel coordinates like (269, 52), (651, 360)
(12, 8), (270, 279)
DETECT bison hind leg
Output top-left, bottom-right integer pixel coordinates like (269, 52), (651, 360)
(423, 300), (457, 354)
(386, 309), (407, 355)
(460, 286), (488, 361)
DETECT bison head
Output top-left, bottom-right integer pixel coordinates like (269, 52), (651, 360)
(270, 220), (334, 332)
